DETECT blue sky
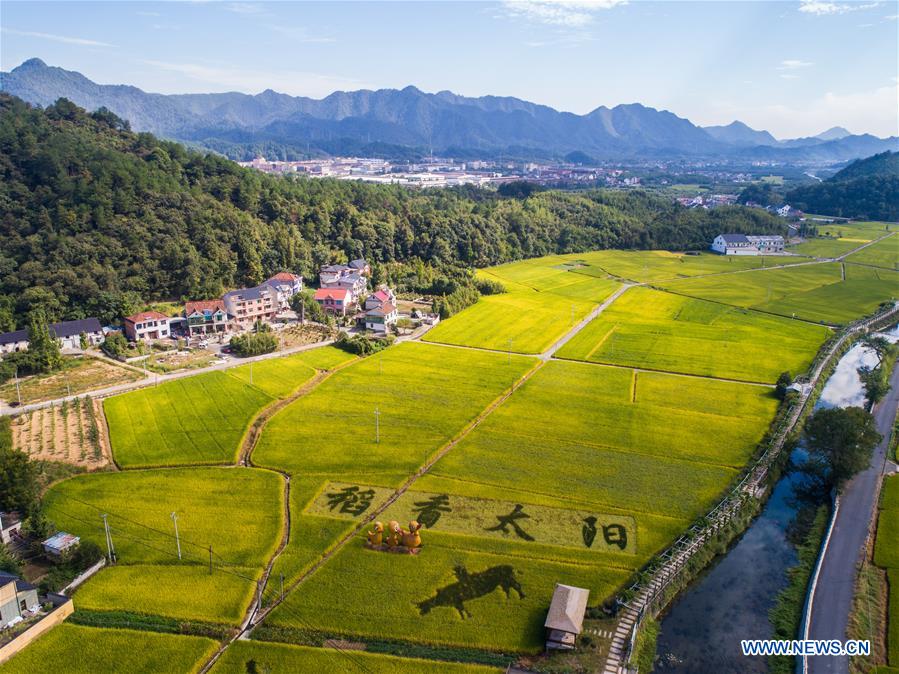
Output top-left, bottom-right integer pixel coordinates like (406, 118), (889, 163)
(2, 0), (897, 138)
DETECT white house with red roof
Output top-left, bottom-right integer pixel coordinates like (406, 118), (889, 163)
(314, 287), (353, 315)
(264, 272), (304, 309)
(123, 311), (172, 342)
(364, 302), (398, 333)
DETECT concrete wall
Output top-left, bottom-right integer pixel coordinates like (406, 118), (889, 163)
(0, 599), (74, 665)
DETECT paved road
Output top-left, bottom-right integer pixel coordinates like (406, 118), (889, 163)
(806, 358), (899, 674)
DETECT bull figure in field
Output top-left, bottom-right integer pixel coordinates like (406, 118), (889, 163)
(416, 564), (524, 619)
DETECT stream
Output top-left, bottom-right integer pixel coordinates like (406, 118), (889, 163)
(654, 327), (898, 673)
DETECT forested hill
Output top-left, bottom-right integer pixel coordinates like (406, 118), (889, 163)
(786, 151), (899, 221)
(0, 94), (786, 327)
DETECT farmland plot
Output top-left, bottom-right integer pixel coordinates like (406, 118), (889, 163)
(556, 286), (829, 382)
(660, 262), (896, 324)
(253, 342), (535, 479)
(844, 233), (898, 271)
(105, 346), (349, 467)
(263, 529), (632, 653)
(790, 221), (893, 258)
(44, 468), (282, 623)
(875, 475), (899, 667)
(559, 249), (792, 283)
(211, 639), (503, 673)
(105, 371), (271, 467)
(1, 624), (217, 674)
(423, 255), (620, 353)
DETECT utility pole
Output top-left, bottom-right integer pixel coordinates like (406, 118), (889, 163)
(374, 406), (380, 444)
(280, 572), (285, 600)
(65, 375), (71, 397)
(14, 367), (21, 406)
(208, 546), (213, 575)
(171, 512), (181, 560)
(102, 514), (116, 563)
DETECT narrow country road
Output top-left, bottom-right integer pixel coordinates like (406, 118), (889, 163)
(805, 358), (899, 674)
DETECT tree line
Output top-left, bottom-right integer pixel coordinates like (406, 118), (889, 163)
(0, 94), (787, 329)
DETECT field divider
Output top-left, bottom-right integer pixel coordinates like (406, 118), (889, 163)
(237, 359), (358, 467)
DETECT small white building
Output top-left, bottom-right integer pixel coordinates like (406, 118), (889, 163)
(364, 302), (398, 333)
(123, 311), (172, 342)
(42, 532), (80, 558)
(0, 318), (103, 354)
(0, 512), (22, 545)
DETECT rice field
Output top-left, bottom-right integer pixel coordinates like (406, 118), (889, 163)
(875, 475), (899, 667)
(104, 346), (349, 467)
(556, 286), (829, 382)
(659, 262), (896, 324)
(44, 468), (282, 623)
(558, 249), (800, 283)
(211, 638), (503, 673)
(0, 624), (217, 674)
(790, 221), (893, 258)
(844, 233), (898, 271)
(253, 342), (535, 479)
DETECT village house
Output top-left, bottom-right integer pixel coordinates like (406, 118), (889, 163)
(0, 318), (103, 355)
(223, 284), (280, 330)
(0, 573), (39, 628)
(544, 583), (590, 651)
(263, 272), (304, 310)
(0, 512), (22, 546)
(348, 258), (371, 276)
(364, 302), (398, 333)
(711, 233), (784, 256)
(123, 311), (172, 342)
(41, 532), (80, 559)
(364, 288), (396, 310)
(313, 287), (353, 315)
(184, 300), (229, 337)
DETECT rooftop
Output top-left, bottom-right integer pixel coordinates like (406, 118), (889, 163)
(0, 318), (102, 346)
(544, 583), (590, 634)
(42, 531), (80, 552)
(124, 311), (169, 324)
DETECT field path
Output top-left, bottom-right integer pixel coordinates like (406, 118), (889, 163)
(539, 283), (635, 360)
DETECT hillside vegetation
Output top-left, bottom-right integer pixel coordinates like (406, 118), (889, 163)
(0, 94), (787, 327)
(786, 151), (899, 221)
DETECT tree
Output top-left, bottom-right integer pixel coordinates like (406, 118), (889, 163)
(101, 332), (129, 359)
(803, 407), (881, 492)
(0, 446), (38, 514)
(289, 291), (325, 324)
(775, 371), (792, 400)
(25, 308), (63, 373)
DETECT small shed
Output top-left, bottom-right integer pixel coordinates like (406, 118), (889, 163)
(0, 511), (22, 545)
(42, 532), (80, 558)
(545, 583), (590, 650)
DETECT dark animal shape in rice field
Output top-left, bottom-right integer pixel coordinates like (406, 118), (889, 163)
(416, 564), (524, 619)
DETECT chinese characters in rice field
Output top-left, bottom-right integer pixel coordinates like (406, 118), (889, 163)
(311, 482), (636, 554)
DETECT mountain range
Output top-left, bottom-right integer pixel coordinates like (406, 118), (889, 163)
(2, 58), (896, 163)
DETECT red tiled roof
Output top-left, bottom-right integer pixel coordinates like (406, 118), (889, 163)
(367, 302), (396, 316)
(185, 300), (226, 315)
(371, 290), (390, 302)
(314, 287), (351, 301)
(268, 271), (301, 282)
(124, 311), (169, 324)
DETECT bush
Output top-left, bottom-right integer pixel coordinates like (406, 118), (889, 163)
(230, 331), (278, 357)
(101, 332), (129, 359)
(334, 333), (393, 356)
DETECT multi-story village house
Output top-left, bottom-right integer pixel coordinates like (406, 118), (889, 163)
(223, 284), (279, 330)
(263, 272), (304, 310)
(123, 311), (172, 342)
(184, 300), (229, 337)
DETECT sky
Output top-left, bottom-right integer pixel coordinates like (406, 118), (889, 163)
(1, 0), (897, 139)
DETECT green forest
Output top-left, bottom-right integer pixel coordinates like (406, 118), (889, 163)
(0, 94), (787, 329)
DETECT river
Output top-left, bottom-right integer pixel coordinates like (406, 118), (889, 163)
(654, 328), (898, 673)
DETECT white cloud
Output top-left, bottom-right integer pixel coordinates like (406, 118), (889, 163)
(798, 0), (880, 15)
(226, 2), (266, 14)
(266, 24), (336, 43)
(778, 59), (814, 70)
(1, 27), (114, 47)
(884, 13), (899, 19)
(499, 0), (626, 27)
(140, 59), (371, 97)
